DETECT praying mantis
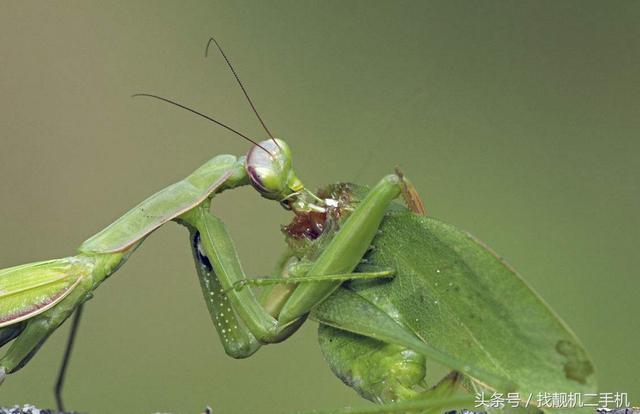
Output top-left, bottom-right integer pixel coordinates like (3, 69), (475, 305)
(0, 39), (596, 414)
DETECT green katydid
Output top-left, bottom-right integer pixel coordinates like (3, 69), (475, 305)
(0, 38), (596, 414)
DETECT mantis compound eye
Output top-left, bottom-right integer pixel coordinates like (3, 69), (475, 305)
(245, 138), (304, 201)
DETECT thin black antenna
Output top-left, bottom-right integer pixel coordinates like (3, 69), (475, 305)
(205, 37), (279, 147)
(132, 93), (272, 155)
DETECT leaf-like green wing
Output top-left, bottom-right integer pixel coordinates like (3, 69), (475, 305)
(0, 258), (91, 328)
(334, 208), (596, 411)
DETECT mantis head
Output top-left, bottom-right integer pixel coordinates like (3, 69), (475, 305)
(245, 139), (304, 203)
(133, 41), (311, 211)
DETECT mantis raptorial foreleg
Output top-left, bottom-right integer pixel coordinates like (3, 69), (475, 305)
(224, 269), (394, 293)
(187, 230), (261, 358)
(177, 174), (404, 348)
(181, 208), (281, 343)
(309, 180), (515, 402)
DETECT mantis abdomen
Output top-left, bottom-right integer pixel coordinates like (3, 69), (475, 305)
(0, 252), (124, 374)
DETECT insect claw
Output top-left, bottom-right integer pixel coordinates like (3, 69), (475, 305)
(0, 367), (5, 385)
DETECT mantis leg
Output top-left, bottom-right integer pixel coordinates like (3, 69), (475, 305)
(225, 269), (395, 293)
(186, 230), (261, 358)
(0, 323), (26, 349)
(55, 304), (84, 412)
(276, 174), (405, 325)
(184, 215), (309, 351)
(179, 174), (405, 344)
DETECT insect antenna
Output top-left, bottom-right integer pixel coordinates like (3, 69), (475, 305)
(205, 37), (280, 148)
(132, 93), (272, 155)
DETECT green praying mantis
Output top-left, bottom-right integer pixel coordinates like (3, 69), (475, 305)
(0, 39), (596, 414)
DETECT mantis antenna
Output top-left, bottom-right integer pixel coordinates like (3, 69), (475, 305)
(132, 93), (273, 156)
(57, 47), (278, 409)
(205, 37), (280, 149)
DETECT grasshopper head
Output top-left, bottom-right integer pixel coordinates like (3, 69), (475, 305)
(245, 139), (304, 202)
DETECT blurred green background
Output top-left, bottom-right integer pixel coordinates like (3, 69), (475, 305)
(0, 1), (637, 413)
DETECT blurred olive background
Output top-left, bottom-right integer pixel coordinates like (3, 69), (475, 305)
(0, 1), (637, 413)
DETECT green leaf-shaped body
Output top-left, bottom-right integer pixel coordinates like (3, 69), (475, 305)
(0, 258), (94, 328)
(319, 205), (596, 411)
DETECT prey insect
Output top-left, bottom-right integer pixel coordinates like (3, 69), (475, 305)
(0, 39), (596, 414)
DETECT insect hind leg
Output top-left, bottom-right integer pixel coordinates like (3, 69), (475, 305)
(55, 303), (84, 412)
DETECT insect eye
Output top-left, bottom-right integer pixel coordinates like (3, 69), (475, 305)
(245, 139), (303, 201)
